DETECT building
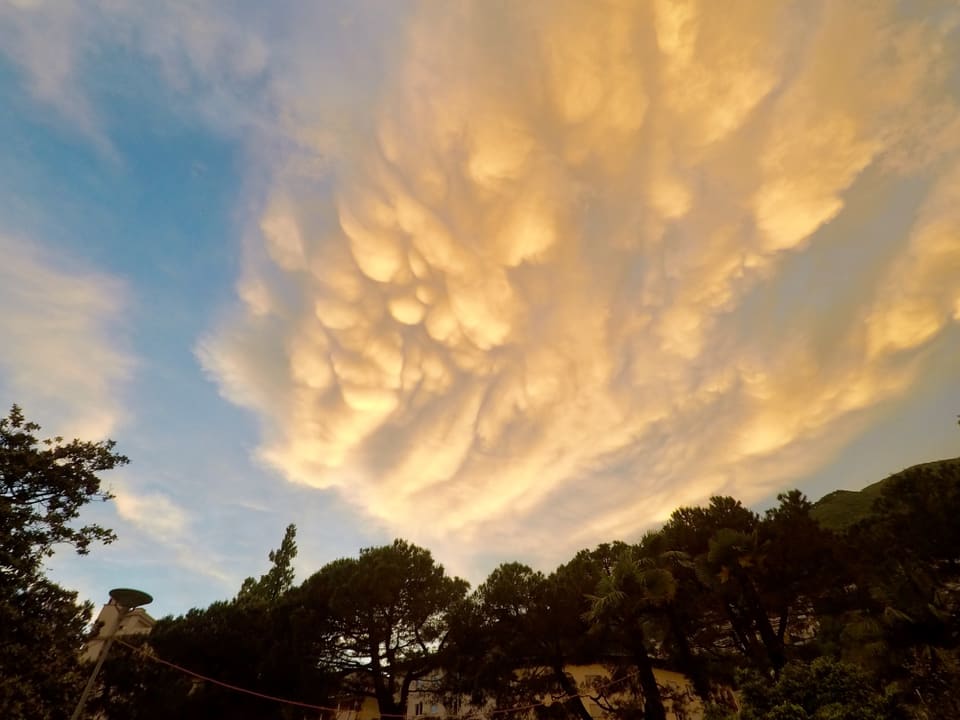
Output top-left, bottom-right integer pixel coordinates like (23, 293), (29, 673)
(332, 664), (714, 720)
(81, 598), (156, 664)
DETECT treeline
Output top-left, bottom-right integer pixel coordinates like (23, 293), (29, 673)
(2, 406), (959, 720)
(94, 460), (960, 720)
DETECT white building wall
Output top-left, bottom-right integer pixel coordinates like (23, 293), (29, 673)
(81, 599), (156, 664)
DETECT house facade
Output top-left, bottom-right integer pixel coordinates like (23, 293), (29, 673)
(332, 664), (711, 720)
(81, 598), (156, 664)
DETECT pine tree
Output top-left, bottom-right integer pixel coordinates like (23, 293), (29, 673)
(237, 524), (298, 604)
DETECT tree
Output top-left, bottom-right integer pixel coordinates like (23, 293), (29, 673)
(837, 459), (960, 717)
(634, 541), (713, 701)
(446, 560), (601, 720)
(654, 497), (794, 674)
(1, 574), (95, 718)
(0, 405), (124, 570)
(658, 497), (758, 558)
(736, 657), (896, 720)
(307, 539), (469, 718)
(0, 405), (127, 719)
(445, 563), (549, 713)
(586, 545), (673, 720)
(238, 524), (298, 604)
(760, 491), (840, 649)
(97, 594), (337, 720)
(96, 525), (333, 720)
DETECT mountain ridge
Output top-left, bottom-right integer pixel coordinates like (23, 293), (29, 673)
(811, 456), (960, 530)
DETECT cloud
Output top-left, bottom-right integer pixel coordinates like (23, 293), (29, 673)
(5, 0), (958, 576)
(0, 234), (134, 439)
(193, 0), (960, 572)
(0, 0), (116, 155)
(111, 484), (233, 587)
(0, 0), (279, 153)
(867, 162), (960, 357)
(114, 488), (189, 542)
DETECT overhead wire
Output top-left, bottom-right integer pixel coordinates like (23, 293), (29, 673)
(115, 638), (345, 714)
(113, 638), (646, 718)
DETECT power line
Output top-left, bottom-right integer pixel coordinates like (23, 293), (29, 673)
(115, 638), (646, 718)
(115, 639), (357, 715)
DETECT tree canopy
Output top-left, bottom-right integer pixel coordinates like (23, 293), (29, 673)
(238, 523), (298, 604)
(0, 405), (127, 719)
(94, 456), (960, 720)
(310, 539), (470, 717)
(7, 397), (958, 720)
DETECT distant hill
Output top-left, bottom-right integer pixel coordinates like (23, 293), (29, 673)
(811, 457), (960, 531)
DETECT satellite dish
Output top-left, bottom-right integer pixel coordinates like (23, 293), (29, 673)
(109, 588), (153, 609)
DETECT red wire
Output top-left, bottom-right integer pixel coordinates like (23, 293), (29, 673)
(115, 638), (374, 715)
(114, 638), (642, 717)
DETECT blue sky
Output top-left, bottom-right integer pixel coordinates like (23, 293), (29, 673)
(1, 0), (958, 618)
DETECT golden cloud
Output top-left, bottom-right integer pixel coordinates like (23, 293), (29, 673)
(0, 234), (133, 439)
(201, 0), (960, 571)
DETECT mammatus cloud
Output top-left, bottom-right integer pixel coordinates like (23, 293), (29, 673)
(5, 0), (957, 574)
(0, 234), (133, 439)
(197, 0), (960, 569)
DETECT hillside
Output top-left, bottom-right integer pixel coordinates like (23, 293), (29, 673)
(812, 457), (960, 530)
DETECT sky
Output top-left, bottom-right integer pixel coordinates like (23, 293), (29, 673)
(1, 0), (959, 619)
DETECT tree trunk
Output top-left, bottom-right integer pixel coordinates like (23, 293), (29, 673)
(629, 630), (667, 720)
(666, 605), (709, 700)
(552, 663), (596, 720)
(373, 686), (404, 720)
(724, 601), (762, 661)
(737, 571), (784, 672)
(776, 607), (789, 644)
(370, 645), (403, 719)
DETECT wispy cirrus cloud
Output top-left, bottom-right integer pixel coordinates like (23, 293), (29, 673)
(113, 488), (189, 541)
(111, 485), (233, 586)
(0, 0), (279, 153)
(0, 233), (133, 439)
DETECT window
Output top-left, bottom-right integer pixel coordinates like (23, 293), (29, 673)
(415, 702), (424, 716)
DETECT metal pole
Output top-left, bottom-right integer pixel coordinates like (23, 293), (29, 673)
(70, 606), (128, 720)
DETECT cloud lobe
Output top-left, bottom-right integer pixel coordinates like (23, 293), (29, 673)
(200, 0), (960, 570)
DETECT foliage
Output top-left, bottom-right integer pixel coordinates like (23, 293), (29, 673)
(445, 558), (604, 720)
(237, 523), (298, 604)
(0, 405), (126, 719)
(309, 539), (470, 717)
(836, 458), (960, 716)
(96, 524), (334, 720)
(86, 451), (960, 720)
(586, 545), (675, 720)
(1, 404), (124, 570)
(737, 657), (894, 720)
(97, 590), (335, 720)
(0, 575), (92, 719)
